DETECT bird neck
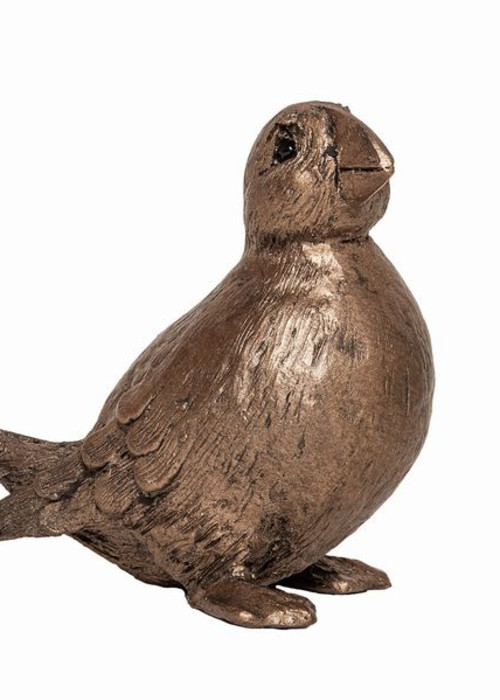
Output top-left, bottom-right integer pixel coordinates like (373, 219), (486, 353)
(241, 236), (374, 295)
(244, 234), (371, 265)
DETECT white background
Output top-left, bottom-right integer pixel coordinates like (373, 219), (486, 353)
(0, 1), (498, 698)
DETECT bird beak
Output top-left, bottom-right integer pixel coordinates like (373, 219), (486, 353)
(334, 112), (395, 204)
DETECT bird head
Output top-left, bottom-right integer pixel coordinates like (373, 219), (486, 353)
(244, 101), (394, 248)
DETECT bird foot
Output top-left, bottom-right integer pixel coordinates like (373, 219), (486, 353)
(280, 555), (391, 595)
(187, 579), (317, 629)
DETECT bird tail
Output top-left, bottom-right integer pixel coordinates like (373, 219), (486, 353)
(0, 429), (83, 540)
(1, 429), (64, 492)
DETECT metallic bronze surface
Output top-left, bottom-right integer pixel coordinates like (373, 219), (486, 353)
(0, 102), (434, 628)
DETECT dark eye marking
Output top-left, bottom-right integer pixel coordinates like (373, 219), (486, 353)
(272, 127), (297, 165)
(325, 144), (339, 159)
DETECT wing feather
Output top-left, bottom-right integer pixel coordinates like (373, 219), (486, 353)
(82, 420), (127, 469)
(94, 463), (136, 515)
(33, 449), (85, 500)
(125, 400), (168, 456)
(116, 381), (156, 424)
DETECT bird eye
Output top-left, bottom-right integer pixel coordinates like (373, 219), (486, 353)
(273, 134), (297, 165)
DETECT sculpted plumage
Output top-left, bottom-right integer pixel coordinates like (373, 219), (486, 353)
(0, 102), (434, 628)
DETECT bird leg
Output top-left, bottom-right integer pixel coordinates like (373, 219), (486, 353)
(187, 579), (317, 629)
(279, 555), (391, 595)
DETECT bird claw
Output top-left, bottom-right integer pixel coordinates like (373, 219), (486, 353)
(187, 579), (317, 629)
(280, 555), (391, 595)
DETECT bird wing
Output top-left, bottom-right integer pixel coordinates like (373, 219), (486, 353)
(35, 363), (208, 529)
(81, 375), (187, 510)
(37, 261), (261, 527)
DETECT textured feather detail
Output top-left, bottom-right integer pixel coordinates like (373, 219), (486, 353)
(33, 450), (85, 500)
(129, 390), (194, 494)
(0, 431), (83, 494)
(132, 449), (181, 495)
(94, 463), (136, 515)
(125, 398), (169, 456)
(40, 482), (96, 534)
(0, 487), (50, 539)
(82, 420), (126, 469)
(116, 381), (156, 425)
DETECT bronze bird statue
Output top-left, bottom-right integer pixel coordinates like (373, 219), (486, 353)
(0, 102), (434, 628)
